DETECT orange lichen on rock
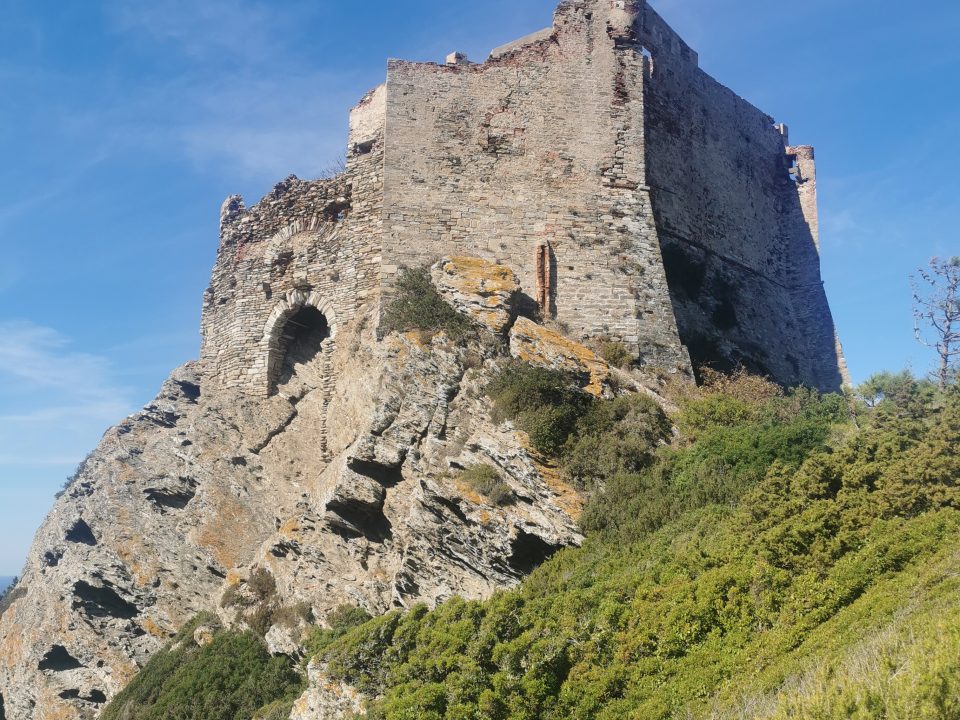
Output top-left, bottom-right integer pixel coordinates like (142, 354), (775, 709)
(431, 256), (519, 333)
(509, 317), (610, 396)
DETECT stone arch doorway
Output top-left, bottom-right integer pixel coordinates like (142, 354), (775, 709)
(263, 290), (339, 396)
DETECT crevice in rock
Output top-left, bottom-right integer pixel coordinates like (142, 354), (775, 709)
(0, 689), (5, 720)
(143, 478), (198, 512)
(346, 458), (403, 489)
(142, 406), (181, 428)
(507, 531), (564, 575)
(72, 581), (139, 620)
(424, 494), (471, 525)
(326, 500), (393, 543)
(44, 549), (63, 567)
(57, 688), (107, 704)
(250, 404), (300, 454)
(207, 565), (227, 579)
(174, 380), (201, 402)
(65, 519), (97, 546)
(38, 645), (84, 672)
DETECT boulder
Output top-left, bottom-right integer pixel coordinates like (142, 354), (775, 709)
(431, 256), (519, 334)
(509, 317), (610, 396)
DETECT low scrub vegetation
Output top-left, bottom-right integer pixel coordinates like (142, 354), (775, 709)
(595, 338), (633, 369)
(103, 369), (960, 719)
(101, 614), (304, 720)
(461, 464), (513, 506)
(310, 373), (959, 719)
(380, 266), (474, 341)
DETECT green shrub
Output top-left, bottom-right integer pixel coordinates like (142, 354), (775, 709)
(597, 339), (633, 369)
(380, 267), (474, 341)
(253, 698), (298, 720)
(461, 464), (513, 506)
(562, 393), (671, 489)
(307, 380), (960, 720)
(102, 618), (304, 720)
(582, 385), (847, 542)
(304, 605), (375, 664)
(486, 362), (593, 455)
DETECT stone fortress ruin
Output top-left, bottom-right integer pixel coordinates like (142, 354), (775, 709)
(200, 0), (848, 398)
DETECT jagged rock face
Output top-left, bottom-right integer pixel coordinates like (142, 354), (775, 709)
(0, 305), (583, 719)
(510, 317), (611, 396)
(290, 660), (365, 720)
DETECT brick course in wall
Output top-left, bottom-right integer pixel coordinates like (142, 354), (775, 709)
(198, 0), (847, 395)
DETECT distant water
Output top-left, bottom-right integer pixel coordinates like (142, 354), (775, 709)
(0, 576), (14, 594)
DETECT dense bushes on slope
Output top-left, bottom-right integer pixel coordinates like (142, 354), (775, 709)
(313, 377), (959, 719)
(380, 267), (474, 341)
(101, 615), (303, 720)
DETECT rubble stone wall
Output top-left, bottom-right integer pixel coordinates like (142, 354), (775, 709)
(198, 0), (845, 394)
(199, 89), (386, 395)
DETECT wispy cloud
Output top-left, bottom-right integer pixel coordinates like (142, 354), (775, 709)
(0, 322), (134, 467)
(108, 0), (312, 64)
(89, 0), (353, 182)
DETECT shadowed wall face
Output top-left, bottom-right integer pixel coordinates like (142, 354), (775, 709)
(637, 4), (844, 389)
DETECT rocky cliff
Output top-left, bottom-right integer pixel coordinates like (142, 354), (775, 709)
(0, 258), (630, 720)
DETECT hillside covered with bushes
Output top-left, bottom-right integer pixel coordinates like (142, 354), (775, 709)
(103, 368), (960, 719)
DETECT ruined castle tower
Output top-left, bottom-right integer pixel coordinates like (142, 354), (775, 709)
(202, 0), (848, 395)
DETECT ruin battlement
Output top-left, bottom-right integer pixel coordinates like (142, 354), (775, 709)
(199, 0), (848, 396)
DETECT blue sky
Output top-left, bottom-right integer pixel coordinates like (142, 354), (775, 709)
(0, 0), (957, 575)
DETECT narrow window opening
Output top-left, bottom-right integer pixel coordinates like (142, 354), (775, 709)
(641, 46), (655, 77)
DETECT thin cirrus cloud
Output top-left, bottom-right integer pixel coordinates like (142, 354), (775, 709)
(0, 321), (133, 467)
(95, 0), (354, 183)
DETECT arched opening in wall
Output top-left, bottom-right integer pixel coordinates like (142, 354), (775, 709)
(271, 306), (331, 393)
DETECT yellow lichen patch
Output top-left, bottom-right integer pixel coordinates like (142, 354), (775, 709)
(0, 624), (24, 670)
(535, 458), (584, 520)
(453, 477), (487, 507)
(445, 256), (519, 295)
(279, 517), (302, 536)
(141, 616), (171, 639)
(433, 256), (519, 333)
(194, 494), (254, 571)
(519, 435), (584, 520)
(509, 317), (610, 396)
(402, 329), (433, 348)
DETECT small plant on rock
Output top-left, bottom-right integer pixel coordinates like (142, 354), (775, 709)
(381, 266), (474, 341)
(462, 464), (513, 506)
(486, 361), (593, 456)
(597, 338), (634, 369)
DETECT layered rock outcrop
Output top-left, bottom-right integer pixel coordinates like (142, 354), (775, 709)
(0, 259), (591, 720)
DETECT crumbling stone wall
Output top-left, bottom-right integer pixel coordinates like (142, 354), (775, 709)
(199, 86), (385, 395)
(199, 0), (846, 395)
